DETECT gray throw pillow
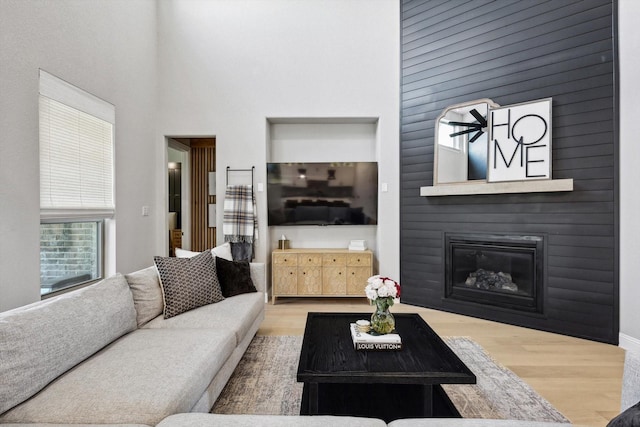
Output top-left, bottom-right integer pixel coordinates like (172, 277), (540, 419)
(124, 266), (163, 327)
(154, 250), (224, 319)
(215, 257), (257, 297)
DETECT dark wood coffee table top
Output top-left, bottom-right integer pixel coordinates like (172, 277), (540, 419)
(297, 312), (476, 385)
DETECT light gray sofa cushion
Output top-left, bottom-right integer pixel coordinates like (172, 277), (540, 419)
(388, 419), (571, 427)
(622, 349), (640, 411)
(0, 424), (151, 427)
(0, 328), (236, 426)
(125, 266), (163, 327)
(0, 274), (137, 414)
(142, 291), (264, 344)
(156, 413), (387, 427)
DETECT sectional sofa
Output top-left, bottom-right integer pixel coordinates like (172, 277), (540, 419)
(1, 245), (637, 426)
(0, 248), (267, 426)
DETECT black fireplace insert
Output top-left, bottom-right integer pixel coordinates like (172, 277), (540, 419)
(444, 233), (544, 313)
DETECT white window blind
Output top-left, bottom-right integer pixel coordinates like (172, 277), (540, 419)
(39, 70), (115, 217)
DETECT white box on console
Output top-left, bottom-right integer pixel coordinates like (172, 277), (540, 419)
(348, 240), (367, 251)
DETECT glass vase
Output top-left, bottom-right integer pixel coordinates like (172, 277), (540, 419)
(370, 298), (395, 334)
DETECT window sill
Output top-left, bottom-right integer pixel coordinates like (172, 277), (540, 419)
(420, 179), (573, 197)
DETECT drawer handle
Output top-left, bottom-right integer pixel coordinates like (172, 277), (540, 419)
(289, 272), (293, 275)
(357, 259), (360, 262)
(303, 272), (306, 275)
(333, 259), (336, 262)
(284, 258), (288, 262)
(339, 272), (342, 275)
(309, 258), (312, 262)
(352, 272), (355, 275)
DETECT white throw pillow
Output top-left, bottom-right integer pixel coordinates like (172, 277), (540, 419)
(175, 248), (199, 258)
(211, 242), (233, 261)
(175, 242), (233, 261)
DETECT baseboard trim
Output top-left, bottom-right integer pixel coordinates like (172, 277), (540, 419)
(619, 333), (640, 353)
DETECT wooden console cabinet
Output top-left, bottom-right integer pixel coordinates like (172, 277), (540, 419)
(271, 249), (373, 304)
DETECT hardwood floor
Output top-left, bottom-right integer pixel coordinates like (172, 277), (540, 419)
(259, 297), (625, 427)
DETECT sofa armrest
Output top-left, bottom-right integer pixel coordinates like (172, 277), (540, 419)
(622, 349), (640, 411)
(249, 263), (266, 293)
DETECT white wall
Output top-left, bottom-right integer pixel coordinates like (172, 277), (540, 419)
(9, 0), (631, 343)
(619, 0), (640, 352)
(0, 0), (159, 311)
(157, 0), (400, 279)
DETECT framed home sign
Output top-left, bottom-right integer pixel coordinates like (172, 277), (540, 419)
(424, 97), (571, 197)
(487, 98), (552, 183)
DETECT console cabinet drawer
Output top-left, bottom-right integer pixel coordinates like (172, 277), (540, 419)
(299, 254), (322, 267)
(323, 253), (347, 267)
(273, 253), (298, 266)
(347, 253), (371, 267)
(272, 249), (373, 303)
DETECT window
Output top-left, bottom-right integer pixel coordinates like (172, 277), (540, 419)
(39, 70), (115, 296)
(40, 221), (102, 295)
(437, 119), (464, 151)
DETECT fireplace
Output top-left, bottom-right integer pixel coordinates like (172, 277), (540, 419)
(444, 233), (544, 314)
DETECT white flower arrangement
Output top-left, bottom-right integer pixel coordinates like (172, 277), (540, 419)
(365, 275), (401, 304)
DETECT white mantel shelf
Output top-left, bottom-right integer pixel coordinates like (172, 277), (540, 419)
(420, 179), (574, 197)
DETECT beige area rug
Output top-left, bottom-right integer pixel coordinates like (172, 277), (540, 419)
(212, 335), (569, 423)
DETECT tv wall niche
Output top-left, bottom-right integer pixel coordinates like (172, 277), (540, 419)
(400, 0), (617, 344)
(266, 118), (379, 253)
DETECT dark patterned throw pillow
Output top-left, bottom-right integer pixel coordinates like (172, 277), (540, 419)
(154, 250), (224, 318)
(215, 257), (257, 297)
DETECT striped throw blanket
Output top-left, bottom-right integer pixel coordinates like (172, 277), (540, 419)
(223, 185), (258, 244)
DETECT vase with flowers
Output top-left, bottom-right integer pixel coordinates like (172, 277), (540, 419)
(365, 275), (401, 334)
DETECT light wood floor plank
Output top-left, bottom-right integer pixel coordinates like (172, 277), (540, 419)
(258, 298), (625, 427)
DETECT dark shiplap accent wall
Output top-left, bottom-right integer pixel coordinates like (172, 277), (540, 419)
(400, 0), (618, 343)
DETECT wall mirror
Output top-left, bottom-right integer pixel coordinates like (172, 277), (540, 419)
(434, 98), (499, 185)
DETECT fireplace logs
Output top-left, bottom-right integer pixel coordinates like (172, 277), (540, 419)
(464, 269), (518, 293)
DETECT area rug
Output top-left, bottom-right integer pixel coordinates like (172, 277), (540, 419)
(212, 335), (569, 423)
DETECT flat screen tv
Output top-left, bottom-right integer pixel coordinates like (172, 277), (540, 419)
(267, 162), (378, 226)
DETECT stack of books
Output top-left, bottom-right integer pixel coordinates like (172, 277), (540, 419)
(349, 323), (402, 351)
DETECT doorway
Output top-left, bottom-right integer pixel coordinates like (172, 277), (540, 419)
(166, 137), (217, 255)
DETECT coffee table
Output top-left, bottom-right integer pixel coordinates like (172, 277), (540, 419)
(296, 312), (476, 422)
